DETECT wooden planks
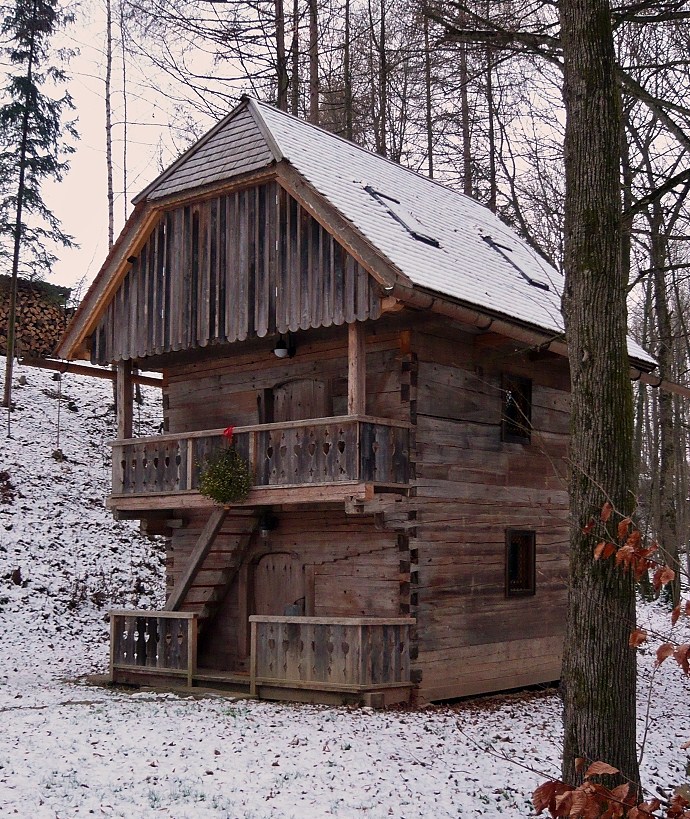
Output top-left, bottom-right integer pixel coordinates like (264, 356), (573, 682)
(110, 610), (198, 687)
(249, 616), (414, 692)
(165, 508), (229, 611)
(92, 182), (382, 365)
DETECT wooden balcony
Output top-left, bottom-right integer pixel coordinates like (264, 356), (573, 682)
(109, 415), (411, 511)
(109, 610), (415, 706)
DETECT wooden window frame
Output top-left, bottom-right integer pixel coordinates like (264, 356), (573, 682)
(505, 529), (536, 597)
(501, 373), (532, 444)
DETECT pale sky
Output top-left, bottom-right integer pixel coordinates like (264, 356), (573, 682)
(42, 6), (202, 293)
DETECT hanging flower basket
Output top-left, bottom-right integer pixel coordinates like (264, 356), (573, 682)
(198, 446), (252, 505)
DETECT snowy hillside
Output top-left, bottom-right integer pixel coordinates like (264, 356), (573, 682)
(0, 356), (688, 818)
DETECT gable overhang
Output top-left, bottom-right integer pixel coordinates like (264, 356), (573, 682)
(56, 201), (155, 360)
(133, 98), (282, 205)
(275, 160), (410, 294)
(57, 160), (414, 363)
(56, 166), (280, 361)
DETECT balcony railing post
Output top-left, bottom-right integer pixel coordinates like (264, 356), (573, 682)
(109, 613), (116, 683)
(186, 438), (195, 491)
(187, 615), (197, 688)
(248, 429), (257, 483)
(249, 618), (258, 696)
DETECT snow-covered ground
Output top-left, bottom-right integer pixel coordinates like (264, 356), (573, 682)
(0, 357), (688, 818)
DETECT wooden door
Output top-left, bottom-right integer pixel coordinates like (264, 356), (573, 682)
(252, 553), (305, 615)
(273, 378), (329, 422)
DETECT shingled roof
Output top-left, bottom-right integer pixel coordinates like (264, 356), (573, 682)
(58, 96), (654, 367)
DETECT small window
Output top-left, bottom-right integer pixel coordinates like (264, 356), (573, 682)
(502, 374), (532, 443)
(506, 529), (536, 596)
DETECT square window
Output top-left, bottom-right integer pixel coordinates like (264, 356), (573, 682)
(502, 374), (532, 443)
(506, 529), (536, 596)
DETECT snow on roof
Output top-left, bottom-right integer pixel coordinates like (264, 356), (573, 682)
(253, 100), (565, 333)
(136, 97), (653, 366)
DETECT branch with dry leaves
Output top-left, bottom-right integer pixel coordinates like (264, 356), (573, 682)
(534, 502), (690, 818)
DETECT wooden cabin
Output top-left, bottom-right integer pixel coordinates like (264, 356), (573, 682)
(57, 97), (655, 705)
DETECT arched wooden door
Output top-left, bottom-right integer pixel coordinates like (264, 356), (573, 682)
(252, 552), (305, 616)
(273, 378), (328, 422)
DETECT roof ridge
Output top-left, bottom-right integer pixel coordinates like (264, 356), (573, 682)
(247, 96), (480, 205)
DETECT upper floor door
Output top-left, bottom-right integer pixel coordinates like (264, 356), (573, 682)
(272, 378), (329, 422)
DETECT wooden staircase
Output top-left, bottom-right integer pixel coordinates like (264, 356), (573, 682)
(165, 508), (258, 633)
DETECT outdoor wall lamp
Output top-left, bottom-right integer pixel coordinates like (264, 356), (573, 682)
(258, 509), (279, 539)
(273, 333), (296, 359)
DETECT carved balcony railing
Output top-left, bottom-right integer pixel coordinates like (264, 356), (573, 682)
(109, 611), (414, 701)
(110, 610), (198, 686)
(248, 616), (414, 695)
(111, 415), (410, 497)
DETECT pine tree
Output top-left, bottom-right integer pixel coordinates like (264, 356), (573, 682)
(0, 0), (77, 421)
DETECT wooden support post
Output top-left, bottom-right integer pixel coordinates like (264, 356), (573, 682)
(109, 613), (116, 683)
(348, 322), (366, 416)
(249, 618), (258, 697)
(116, 361), (134, 440)
(165, 507), (229, 611)
(187, 615), (198, 688)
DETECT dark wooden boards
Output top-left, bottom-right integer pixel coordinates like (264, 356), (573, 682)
(92, 183), (382, 364)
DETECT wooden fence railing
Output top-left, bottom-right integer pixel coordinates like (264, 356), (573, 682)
(248, 616), (415, 695)
(111, 415), (410, 496)
(110, 610), (198, 686)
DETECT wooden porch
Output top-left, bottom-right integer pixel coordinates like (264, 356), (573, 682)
(109, 610), (415, 706)
(108, 415), (411, 511)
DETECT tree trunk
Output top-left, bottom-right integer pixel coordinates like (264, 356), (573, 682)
(460, 40), (472, 196)
(485, 1), (496, 212)
(308, 0), (318, 123)
(275, 0), (289, 111)
(377, 0), (386, 156)
(290, 0), (299, 115)
(559, 0), (640, 794)
(650, 202), (681, 606)
(105, 0), (114, 249)
(2, 0), (37, 425)
(423, 11), (433, 178)
(119, 0), (129, 221)
(344, 0), (352, 140)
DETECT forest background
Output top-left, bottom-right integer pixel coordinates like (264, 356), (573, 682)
(36, 0), (689, 619)
(1, 0), (690, 812)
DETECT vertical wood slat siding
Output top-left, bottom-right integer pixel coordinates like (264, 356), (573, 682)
(93, 182), (382, 364)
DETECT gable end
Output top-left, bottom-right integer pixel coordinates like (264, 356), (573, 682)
(91, 181), (384, 365)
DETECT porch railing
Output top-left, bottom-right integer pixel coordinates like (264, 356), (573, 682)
(248, 616), (414, 695)
(110, 610), (198, 687)
(108, 611), (414, 698)
(111, 415), (410, 496)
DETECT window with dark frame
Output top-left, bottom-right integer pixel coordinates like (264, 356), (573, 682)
(501, 374), (532, 443)
(505, 529), (536, 596)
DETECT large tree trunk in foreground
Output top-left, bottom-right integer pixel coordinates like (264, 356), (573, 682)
(559, 0), (641, 793)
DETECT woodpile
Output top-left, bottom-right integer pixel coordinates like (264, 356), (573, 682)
(0, 275), (71, 358)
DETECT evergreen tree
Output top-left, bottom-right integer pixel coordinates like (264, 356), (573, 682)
(0, 0), (77, 420)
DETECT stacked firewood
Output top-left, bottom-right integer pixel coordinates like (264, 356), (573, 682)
(0, 277), (71, 358)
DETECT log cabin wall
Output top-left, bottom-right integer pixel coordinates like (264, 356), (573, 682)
(410, 323), (570, 702)
(160, 322), (415, 671)
(91, 182), (382, 365)
(167, 508), (402, 671)
(162, 326), (408, 433)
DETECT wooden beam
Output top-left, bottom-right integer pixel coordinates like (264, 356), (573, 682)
(108, 481), (380, 513)
(20, 357), (162, 387)
(165, 507), (229, 611)
(116, 361), (134, 440)
(348, 322), (366, 415)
